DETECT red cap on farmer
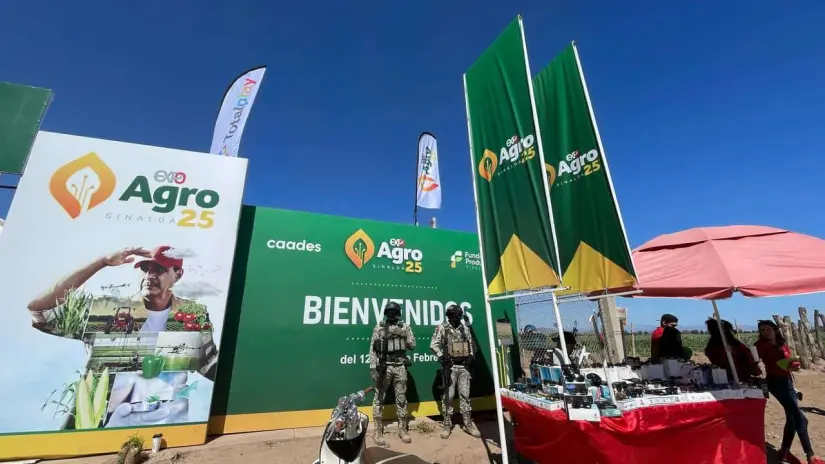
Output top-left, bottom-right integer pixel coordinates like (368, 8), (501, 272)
(134, 246), (183, 269)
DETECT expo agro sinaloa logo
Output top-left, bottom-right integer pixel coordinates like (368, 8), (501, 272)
(476, 134), (603, 191)
(344, 229), (423, 273)
(48, 152), (222, 229)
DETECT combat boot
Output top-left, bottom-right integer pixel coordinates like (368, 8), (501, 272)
(463, 413), (481, 438)
(440, 417), (452, 439)
(398, 417), (412, 444)
(373, 420), (388, 447)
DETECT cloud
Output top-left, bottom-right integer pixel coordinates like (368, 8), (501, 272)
(173, 281), (223, 299)
(164, 247), (198, 259)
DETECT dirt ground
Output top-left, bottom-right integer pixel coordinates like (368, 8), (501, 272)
(41, 366), (825, 464)
(43, 416), (512, 464)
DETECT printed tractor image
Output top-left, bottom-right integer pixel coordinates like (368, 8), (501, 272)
(104, 306), (136, 335)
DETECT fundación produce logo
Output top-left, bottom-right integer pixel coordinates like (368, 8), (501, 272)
(545, 148), (602, 190)
(49, 152), (222, 229)
(450, 250), (481, 270)
(478, 134), (537, 182)
(344, 229), (424, 273)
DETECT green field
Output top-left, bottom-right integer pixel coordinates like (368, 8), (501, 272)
(567, 332), (761, 359)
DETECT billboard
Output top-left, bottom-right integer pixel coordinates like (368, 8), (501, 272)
(209, 207), (508, 433)
(0, 82), (52, 174)
(0, 132), (247, 460)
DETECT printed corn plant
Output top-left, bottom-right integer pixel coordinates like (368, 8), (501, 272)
(75, 367), (111, 429)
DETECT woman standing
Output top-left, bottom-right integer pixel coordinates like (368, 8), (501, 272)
(755, 320), (822, 464)
(704, 318), (760, 382)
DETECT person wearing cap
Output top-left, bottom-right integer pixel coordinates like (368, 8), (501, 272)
(651, 314), (678, 359)
(27, 246), (218, 375)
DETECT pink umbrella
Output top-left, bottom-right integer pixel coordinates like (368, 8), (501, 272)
(632, 225), (825, 300)
(630, 225), (825, 385)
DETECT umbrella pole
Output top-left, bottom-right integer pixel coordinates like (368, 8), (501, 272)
(711, 300), (740, 387)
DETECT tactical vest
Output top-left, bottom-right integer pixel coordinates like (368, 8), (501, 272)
(445, 325), (471, 361)
(378, 324), (408, 362)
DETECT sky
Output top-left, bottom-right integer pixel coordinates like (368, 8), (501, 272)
(1, 0), (824, 329)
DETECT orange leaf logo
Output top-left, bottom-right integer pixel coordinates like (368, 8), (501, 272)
(545, 163), (557, 190)
(345, 229), (375, 269)
(478, 149), (498, 182)
(49, 152), (116, 219)
(417, 175), (439, 192)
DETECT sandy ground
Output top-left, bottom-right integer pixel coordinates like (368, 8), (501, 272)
(40, 365), (825, 464)
(42, 416), (514, 464)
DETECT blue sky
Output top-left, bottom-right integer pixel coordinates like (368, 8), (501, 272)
(1, 1), (824, 328)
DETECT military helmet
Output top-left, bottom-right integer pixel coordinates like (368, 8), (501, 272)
(446, 304), (463, 318)
(384, 301), (402, 317)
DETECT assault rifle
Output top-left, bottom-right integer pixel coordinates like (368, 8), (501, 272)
(439, 328), (453, 393)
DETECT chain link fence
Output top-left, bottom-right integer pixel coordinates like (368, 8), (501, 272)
(511, 292), (611, 377)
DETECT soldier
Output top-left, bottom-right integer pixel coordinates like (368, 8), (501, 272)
(431, 304), (482, 439)
(369, 301), (416, 446)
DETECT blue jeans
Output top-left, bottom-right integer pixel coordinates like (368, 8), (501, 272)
(767, 375), (813, 456)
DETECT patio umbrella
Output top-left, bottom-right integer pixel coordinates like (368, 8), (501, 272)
(630, 225), (825, 384)
(632, 225), (825, 299)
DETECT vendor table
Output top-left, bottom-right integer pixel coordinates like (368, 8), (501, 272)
(502, 394), (767, 464)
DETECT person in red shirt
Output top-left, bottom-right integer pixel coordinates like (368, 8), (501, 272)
(650, 314), (678, 359)
(704, 318), (761, 382)
(755, 320), (822, 464)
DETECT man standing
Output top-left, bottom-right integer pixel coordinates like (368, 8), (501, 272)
(430, 304), (481, 440)
(27, 245), (218, 379)
(651, 314), (679, 359)
(369, 301), (415, 446)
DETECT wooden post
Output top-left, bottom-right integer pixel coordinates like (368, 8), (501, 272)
(799, 307), (820, 361)
(786, 316), (811, 370)
(815, 310), (824, 359)
(630, 322), (637, 357)
(774, 315), (793, 351)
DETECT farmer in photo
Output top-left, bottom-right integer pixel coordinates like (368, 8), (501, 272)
(27, 245), (218, 380)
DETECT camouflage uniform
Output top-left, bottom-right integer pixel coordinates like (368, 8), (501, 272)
(430, 321), (481, 439)
(370, 319), (416, 446)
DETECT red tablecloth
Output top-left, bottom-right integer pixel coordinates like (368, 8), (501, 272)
(502, 396), (767, 464)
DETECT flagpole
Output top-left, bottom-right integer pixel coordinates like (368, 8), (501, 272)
(414, 133), (423, 226)
(462, 73), (510, 464)
(571, 42), (637, 274)
(520, 17), (569, 364)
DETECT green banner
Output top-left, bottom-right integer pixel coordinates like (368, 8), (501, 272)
(533, 44), (637, 293)
(211, 206), (509, 431)
(464, 17), (561, 296)
(0, 82), (52, 174)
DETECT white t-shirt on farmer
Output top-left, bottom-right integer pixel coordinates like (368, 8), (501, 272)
(141, 307), (171, 332)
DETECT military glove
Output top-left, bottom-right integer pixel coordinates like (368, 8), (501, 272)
(437, 355), (446, 364)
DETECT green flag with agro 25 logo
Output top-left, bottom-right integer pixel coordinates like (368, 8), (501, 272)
(463, 16), (561, 296)
(532, 43), (637, 294)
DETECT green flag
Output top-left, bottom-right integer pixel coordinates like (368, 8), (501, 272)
(0, 82), (52, 174)
(533, 43), (637, 293)
(463, 17), (561, 296)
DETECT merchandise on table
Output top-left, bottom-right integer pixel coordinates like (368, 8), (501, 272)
(503, 356), (767, 422)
